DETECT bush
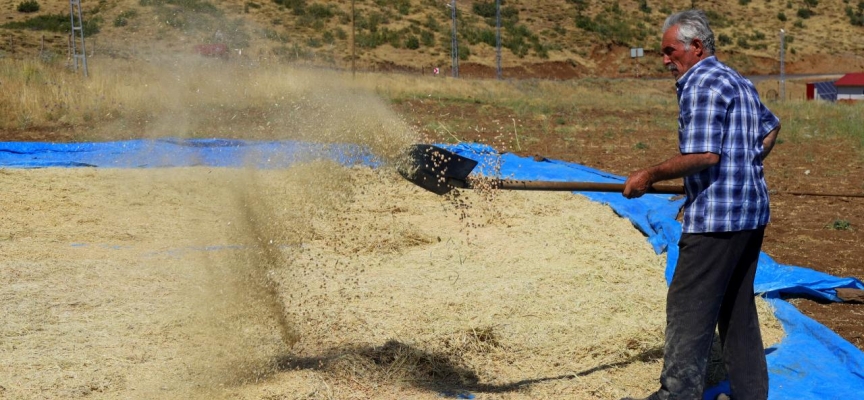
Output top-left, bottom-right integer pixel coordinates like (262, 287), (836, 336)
(638, 0), (651, 13)
(306, 3), (333, 19)
(472, 1), (496, 18)
(797, 8), (812, 18)
(374, 0), (410, 15)
(1, 13), (101, 35)
(272, 0), (304, 8)
(846, 2), (864, 26)
(405, 36), (419, 49)
(17, 0), (39, 13)
(778, 12), (787, 21)
(113, 10), (138, 27)
(420, 30), (434, 46)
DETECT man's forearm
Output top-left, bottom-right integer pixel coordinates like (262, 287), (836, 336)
(645, 152), (720, 182)
(623, 152), (719, 198)
(761, 126), (781, 160)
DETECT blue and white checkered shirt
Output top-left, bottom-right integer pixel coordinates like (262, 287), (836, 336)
(675, 56), (780, 233)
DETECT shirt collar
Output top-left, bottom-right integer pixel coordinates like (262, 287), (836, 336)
(675, 55), (718, 91)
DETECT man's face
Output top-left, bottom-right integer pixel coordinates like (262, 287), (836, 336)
(661, 25), (703, 80)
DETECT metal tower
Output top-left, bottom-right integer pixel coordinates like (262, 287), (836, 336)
(450, 0), (458, 78)
(69, 0), (89, 77)
(779, 29), (786, 101)
(496, 0), (501, 80)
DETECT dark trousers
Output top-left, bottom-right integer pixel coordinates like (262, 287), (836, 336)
(657, 227), (768, 400)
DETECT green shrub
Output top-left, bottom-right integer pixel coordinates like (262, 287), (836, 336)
(375, 0), (410, 15)
(306, 3), (333, 19)
(113, 10), (138, 27)
(458, 43), (470, 60)
(847, 2), (864, 26)
(421, 30), (435, 46)
(777, 12), (787, 21)
(472, 1), (496, 18)
(272, 0), (304, 8)
(827, 219), (851, 230)
(17, 0), (40, 13)
(797, 8), (812, 18)
(322, 31), (334, 44)
(334, 27), (347, 40)
(574, 10), (643, 46)
(1, 13), (101, 35)
(406, 35), (420, 49)
(704, 10), (730, 28)
(638, 0), (651, 13)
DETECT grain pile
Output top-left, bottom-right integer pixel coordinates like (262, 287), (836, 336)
(0, 162), (783, 399)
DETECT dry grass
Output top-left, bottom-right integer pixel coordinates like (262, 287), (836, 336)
(0, 57), (419, 163)
(0, 56), (671, 134)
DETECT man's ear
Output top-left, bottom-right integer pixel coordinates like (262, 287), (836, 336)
(691, 38), (705, 57)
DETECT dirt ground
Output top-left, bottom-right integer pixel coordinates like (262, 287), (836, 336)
(392, 96), (864, 352)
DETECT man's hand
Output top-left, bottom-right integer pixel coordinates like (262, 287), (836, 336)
(623, 169), (655, 199)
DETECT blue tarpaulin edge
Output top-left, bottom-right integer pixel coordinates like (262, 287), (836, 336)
(3, 139), (864, 398)
(0, 138), (378, 169)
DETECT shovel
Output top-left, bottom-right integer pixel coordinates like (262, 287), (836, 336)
(399, 144), (864, 198)
(399, 144), (684, 196)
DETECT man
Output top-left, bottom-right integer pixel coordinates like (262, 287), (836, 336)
(620, 10), (781, 400)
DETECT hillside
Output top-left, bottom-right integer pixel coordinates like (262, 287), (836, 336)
(2, 0), (864, 78)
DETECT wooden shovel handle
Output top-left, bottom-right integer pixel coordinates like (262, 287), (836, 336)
(495, 179), (685, 194)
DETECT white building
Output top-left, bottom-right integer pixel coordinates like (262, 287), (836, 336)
(834, 73), (864, 102)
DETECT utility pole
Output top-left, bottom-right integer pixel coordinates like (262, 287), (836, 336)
(779, 29), (786, 101)
(69, 0), (89, 77)
(450, 0), (458, 78)
(496, 0), (501, 80)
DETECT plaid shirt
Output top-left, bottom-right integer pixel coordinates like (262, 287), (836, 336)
(675, 56), (780, 233)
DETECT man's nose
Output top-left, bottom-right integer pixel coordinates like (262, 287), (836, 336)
(663, 54), (671, 64)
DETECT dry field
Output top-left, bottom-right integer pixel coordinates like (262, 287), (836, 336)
(0, 163), (784, 399)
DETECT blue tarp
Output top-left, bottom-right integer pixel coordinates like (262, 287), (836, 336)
(0, 139), (376, 169)
(2, 139), (863, 399)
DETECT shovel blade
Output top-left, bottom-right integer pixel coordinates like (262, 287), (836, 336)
(399, 144), (478, 195)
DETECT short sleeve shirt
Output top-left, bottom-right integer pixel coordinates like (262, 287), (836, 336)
(675, 56), (780, 233)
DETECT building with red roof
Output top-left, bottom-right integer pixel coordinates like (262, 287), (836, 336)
(833, 72), (864, 101)
(806, 73), (864, 102)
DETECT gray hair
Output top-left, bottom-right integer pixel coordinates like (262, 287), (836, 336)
(663, 10), (716, 55)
